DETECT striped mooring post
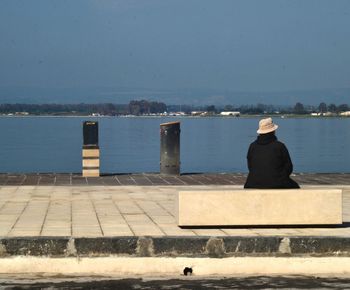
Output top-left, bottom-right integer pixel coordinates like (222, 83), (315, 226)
(82, 121), (100, 177)
(160, 121), (180, 175)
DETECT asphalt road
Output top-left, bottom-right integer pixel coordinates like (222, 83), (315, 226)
(2, 276), (350, 289)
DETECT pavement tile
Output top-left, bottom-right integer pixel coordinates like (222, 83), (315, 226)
(98, 218), (126, 225)
(252, 228), (305, 236)
(177, 175), (204, 185)
(188, 175), (213, 185)
(204, 175), (233, 185)
(41, 230), (71, 236)
(22, 176), (40, 185)
(0, 215), (19, 223)
(8, 230), (41, 236)
(50, 192), (72, 198)
(103, 230), (134, 236)
(43, 224), (71, 231)
(221, 229), (260, 236)
(46, 211), (71, 221)
(115, 201), (143, 214)
(0, 202), (27, 214)
(91, 192), (114, 199)
(14, 187), (36, 193)
(71, 177), (88, 185)
(32, 186), (55, 192)
(129, 225), (164, 236)
(192, 229), (228, 236)
(55, 179), (72, 186)
(73, 232), (103, 237)
(124, 214), (153, 224)
(130, 176), (153, 186)
(0, 228), (11, 236)
(159, 176), (186, 185)
(136, 201), (169, 216)
(151, 215), (176, 224)
(5, 176), (26, 186)
(38, 177), (55, 185)
(72, 225), (101, 232)
(98, 213), (125, 220)
(115, 175), (136, 185)
(127, 193), (150, 200)
(14, 221), (44, 227)
(0, 222), (17, 228)
(157, 201), (175, 213)
(158, 225), (197, 236)
(11, 222), (43, 229)
(100, 225), (134, 236)
(144, 176), (169, 185)
(0, 186), (19, 193)
(111, 194), (132, 202)
(298, 227), (350, 236)
(100, 224), (131, 229)
(101, 177), (120, 186)
(72, 221), (100, 227)
(94, 205), (121, 213)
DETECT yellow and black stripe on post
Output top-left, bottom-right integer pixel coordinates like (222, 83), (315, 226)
(82, 121), (100, 177)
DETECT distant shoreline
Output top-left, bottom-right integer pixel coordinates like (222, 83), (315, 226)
(0, 114), (349, 119)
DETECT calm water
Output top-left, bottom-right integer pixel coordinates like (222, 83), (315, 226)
(0, 116), (349, 173)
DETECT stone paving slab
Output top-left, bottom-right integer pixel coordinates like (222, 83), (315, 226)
(0, 173), (349, 186)
(0, 185), (350, 238)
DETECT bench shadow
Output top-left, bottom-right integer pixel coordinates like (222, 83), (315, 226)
(179, 222), (350, 229)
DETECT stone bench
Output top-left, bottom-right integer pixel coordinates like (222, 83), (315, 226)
(176, 189), (342, 226)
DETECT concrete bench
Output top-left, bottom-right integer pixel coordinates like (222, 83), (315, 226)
(176, 189), (342, 226)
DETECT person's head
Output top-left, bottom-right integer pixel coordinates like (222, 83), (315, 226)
(257, 117), (278, 135)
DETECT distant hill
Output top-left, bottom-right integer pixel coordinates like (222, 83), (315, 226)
(0, 86), (349, 106)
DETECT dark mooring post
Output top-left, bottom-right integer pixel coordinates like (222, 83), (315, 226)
(160, 121), (180, 175)
(82, 121), (100, 177)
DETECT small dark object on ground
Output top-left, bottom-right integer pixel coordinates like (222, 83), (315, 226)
(183, 267), (193, 276)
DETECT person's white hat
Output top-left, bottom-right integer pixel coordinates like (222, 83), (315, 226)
(257, 117), (278, 134)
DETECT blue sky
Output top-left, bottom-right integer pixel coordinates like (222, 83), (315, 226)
(0, 0), (349, 104)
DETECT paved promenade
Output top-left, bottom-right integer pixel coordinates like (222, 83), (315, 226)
(1, 173), (350, 186)
(0, 173), (349, 238)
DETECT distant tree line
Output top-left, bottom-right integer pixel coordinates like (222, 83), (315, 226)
(128, 100), (167, 115)
(218, 102), (350, 114)
(0, 100), (167, 116)
(292, 102), (349, 114)
(0, 101), (349, 116)
(0, 103), (128, 115)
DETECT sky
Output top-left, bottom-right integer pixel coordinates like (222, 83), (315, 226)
(0, 0), (350, 105)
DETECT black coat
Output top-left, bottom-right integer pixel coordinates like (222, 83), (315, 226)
(244, 133), (299, 189)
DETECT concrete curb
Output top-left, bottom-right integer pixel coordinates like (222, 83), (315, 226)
(3, 257), (350, 276)
(1, 236), (350, 258)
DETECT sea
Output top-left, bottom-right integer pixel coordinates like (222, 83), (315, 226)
(0, 116), (349, 174)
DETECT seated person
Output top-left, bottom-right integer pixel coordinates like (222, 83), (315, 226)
(244, 117), (299, 189)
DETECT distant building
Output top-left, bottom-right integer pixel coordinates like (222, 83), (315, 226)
(191, 111), (204, 116)
(340, 111), (350, 116)
(169, 112), (186, 116)
(220, 111), (240, 117)
(310, 112), (336, 117)
(323, 112), (334, 116)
